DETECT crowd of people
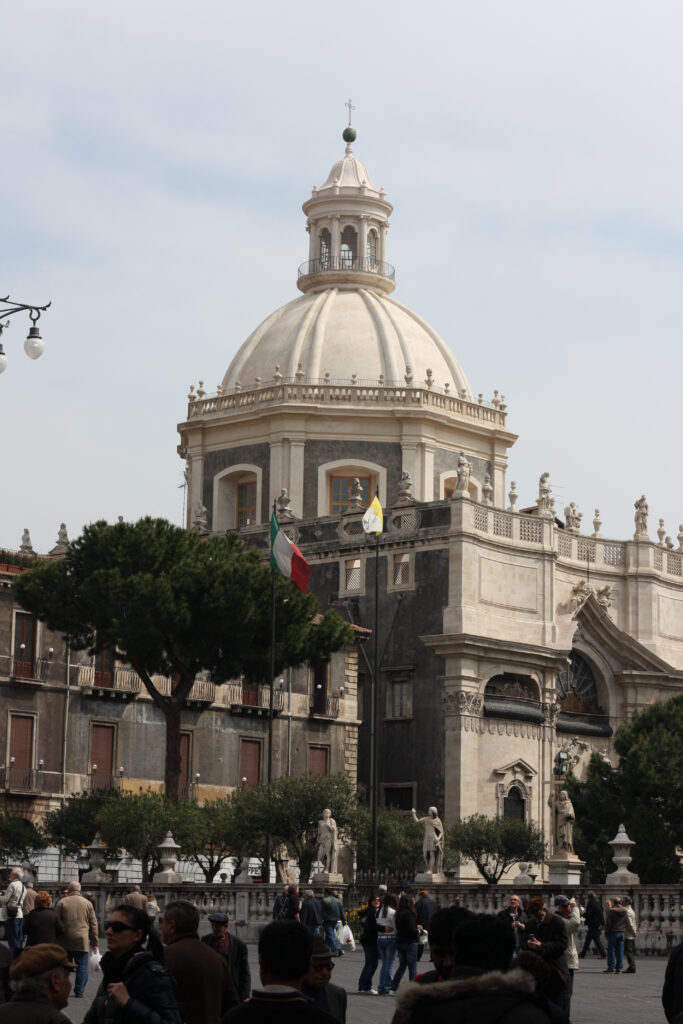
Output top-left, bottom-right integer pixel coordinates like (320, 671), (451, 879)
(0, 872), (681, 1023)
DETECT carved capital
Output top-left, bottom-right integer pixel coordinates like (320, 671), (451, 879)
(542, 700), (561, 726)
(443, 690), (484, 717)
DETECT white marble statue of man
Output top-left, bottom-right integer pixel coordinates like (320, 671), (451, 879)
(549, 788), (575, 854)
(634, 495), (649, 536)
(316, 808), (338, 873)
(412, 806), (445, 874)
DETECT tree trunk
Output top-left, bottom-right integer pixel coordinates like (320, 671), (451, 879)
(165, 701), (182, 800)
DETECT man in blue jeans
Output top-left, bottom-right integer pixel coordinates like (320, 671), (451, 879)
(604, 898), (628, 974)
(321, 888), (344, 957)
(55, 881), (98, 997)
(1, 867), (27, 958)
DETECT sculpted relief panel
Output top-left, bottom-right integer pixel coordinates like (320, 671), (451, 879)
(479, 557), (539, 615)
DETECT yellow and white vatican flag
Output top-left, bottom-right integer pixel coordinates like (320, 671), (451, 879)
(362, 494), (383, 534)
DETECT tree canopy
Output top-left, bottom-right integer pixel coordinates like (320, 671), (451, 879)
(447, 814), (546, 884)
(15, 517), (353, 797)
(0, 813), (43, 865)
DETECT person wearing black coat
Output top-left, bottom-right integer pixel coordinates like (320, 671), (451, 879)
(579, 891), (606, 958)
(663, 940), (683, 1023)
(201, 912), (251, 1002)
(84, 904), (181, 1024)
(497, 895), (528, 954)
(23, 892), (64, 948)
(524, 897), (569, 1007)
(299, 891), (324, 935)
(391, 896), (420, 991)
(357, 894), (381, 993)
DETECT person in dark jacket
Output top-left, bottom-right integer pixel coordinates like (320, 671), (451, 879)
(222, 921), (336, 1024)
(524, 897), (569, 1006)
(201, 912), (251, 1002)
(23, 892), (64, 948)
(391, 896), (420, 991)
(301, 936), (347, 1023)
(161, 900), (238, 1024)
(415, 890), (438, 931)
(663, 940), (683, 1023)
(0, 944), (75, 1024)
(415, 906), (476, 985)
(604, 899), (629, 974)
(299, 891), (323, 936)
(497, 894), (528, 954)
(357, 893), (381, 993)
(391, 914), (557, 1024)
(579, 891), (606, 958)
(83, 905), (181, 1024)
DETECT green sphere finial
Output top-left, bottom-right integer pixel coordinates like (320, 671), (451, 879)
(343, 126), (357, 143)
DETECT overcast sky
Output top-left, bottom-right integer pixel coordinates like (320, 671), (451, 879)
(2, 1), (682, 552)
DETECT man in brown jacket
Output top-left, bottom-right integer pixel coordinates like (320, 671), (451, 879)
(55, 882), (98, 998)
(0, 943), (75, 1023)
(161, 900), (238, 1024)
(123, 885), (148, 912)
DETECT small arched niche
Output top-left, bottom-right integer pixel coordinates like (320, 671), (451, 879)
(212, 464), (262, 532)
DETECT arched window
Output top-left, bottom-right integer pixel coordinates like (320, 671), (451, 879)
(503, 786), (525, 820)
(212, 465), (262, 532)
(340, 226), (357, 269)
(556, 652), (604, 715)
(319, 228), (331, 269)
(367, 229), (378, 268)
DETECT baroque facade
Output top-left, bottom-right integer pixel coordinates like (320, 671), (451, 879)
(177, 126), (683, 879)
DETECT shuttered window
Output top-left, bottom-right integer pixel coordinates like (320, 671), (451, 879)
(239, 739), (261, 788)
(308, 746), (329, 776)
(9, 715), (34, 772)
(91, 725), (115, 777)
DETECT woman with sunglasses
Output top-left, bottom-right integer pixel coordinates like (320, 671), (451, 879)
(84, 904), (181, 1023)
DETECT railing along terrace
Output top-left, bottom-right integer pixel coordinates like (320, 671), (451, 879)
(298, 256), (396, 280)
(78, 665), (141, 694)
(7, 656), (50, 682)
(1, 765), (44, 792)
(310, 695), (340, 719)
(226, 682), (284, 712)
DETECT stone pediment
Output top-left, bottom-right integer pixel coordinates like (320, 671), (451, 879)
(493, 759), (537, 779)
(573, 594), (683, 679)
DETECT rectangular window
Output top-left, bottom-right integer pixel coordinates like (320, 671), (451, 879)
(237, 481), (257, 527)
(383, 785), (415, 811)
(330, 476), (370, 515)
(308, 746), (329, 776)
(90, 724), (115, 788)
(239, 738), (261, 788)
(393, 553), (411, 587)
(13, 612), (36, 678)
(9, 714), (34, 788)
(344, 558), (361, 592)
(388, 676), (412, 719)
(312, 663), (329, 715)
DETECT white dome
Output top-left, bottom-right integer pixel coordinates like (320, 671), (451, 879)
(222, 287), (471, 394)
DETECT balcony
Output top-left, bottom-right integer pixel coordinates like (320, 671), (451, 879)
(84, 772), (124, 794)
(1, 765), (44, 793)
(309, 695), (340, 720)
(226, 682), (284, 716)
(149, 673), (216, 705)
(78, 665), (141, 698)
(9, 657), (50, 683)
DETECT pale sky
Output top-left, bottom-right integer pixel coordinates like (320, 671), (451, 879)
(2, 1), (682, 552)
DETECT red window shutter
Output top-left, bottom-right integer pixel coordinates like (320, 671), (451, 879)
(90, 725), (115, 776)
(239, 740), (261, 787)
(308, 746), (329, 777)
(9, 716), (33, 771)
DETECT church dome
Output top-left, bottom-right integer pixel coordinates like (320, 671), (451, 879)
(222, 127), (471, 397)
(222, 287), (471, 394)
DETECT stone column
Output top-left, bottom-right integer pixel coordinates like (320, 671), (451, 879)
(289, 439), (306, 518)
(331, 216), (341, 261)
(358, 216), (368, 267)
(187, 453), (205, 531)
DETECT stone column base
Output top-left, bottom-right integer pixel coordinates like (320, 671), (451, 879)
(152, 870), (183, 884)
(414, 871), (447, 885)
(547, 856), (585, 886)
(311, 872), (343, 885)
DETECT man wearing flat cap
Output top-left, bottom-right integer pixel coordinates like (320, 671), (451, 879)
(201, 911), (251, 1002)
(301, 936), (346, 1024)
(0, 944), (75, 1023)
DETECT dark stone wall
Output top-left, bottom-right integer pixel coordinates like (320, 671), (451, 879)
(433, 447), (491, 495)
(303, 440), (403, 517)
(202, 443), (271, 530)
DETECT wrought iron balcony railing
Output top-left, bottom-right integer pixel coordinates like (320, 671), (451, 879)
(10, 657), (49, 682)
(309, 695), (340, 719)
(2, 765), (43, 792)
(84, 772), (124, 794)
(298, 256), (395, 280)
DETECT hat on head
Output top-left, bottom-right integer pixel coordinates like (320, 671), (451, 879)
(310, 935), (333, 959)
(10, 945), (76, 980)
(554, 895), (570, 907)
(207, 912), (229, 924)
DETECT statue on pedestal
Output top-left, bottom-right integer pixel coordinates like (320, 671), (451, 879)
(412, 806), (444, 875)
(316, 809), (338, 874)
(548, 789), (575, 854)
(454, 453), (470, 494)
(634, 495), (649, 537)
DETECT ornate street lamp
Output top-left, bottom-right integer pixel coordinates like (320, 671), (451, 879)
(0, 295), (51, 373)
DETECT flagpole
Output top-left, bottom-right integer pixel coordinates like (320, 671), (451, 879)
(371, 525), (380, 875)
(265, 499), (277, 885)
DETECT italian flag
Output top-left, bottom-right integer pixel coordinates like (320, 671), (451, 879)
(270, 513), (311, 593)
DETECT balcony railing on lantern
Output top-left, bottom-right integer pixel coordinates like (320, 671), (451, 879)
(309, 694), (340, 719)
(1, 763), (44, 793)
(298, 256), (396, 281)
(226, 682), (284, 715)
(77, 664), (142, 696)
(85, 770), (124, 794)
(9, 656), (50, 682)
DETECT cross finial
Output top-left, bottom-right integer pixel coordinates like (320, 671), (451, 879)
(345, 98), (355, 126)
